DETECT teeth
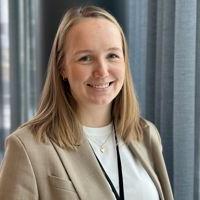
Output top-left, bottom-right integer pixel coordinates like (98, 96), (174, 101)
(89, 83), (110, 89)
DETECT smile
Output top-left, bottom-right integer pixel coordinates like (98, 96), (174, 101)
(87, 82), (113, 89)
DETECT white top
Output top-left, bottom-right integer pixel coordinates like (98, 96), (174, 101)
(83, 123), (159, 200)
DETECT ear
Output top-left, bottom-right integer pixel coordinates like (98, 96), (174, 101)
(60, 66), (67, 80)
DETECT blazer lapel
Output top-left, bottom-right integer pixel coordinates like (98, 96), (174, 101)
(128, 126), (164, 200)
(51, 137), (115, 200)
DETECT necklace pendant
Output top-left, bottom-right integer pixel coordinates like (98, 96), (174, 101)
(100, 146), (105, 153)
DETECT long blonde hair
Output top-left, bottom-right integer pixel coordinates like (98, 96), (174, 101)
(23, 5), (143, 149)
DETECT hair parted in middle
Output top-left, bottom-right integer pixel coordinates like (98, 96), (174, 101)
(23, 5), (143, 149)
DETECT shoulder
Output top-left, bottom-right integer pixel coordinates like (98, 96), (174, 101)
(6, 126), (50, 148)
(140, 118), (162, 151)
(7, 126), (35, 140)
(2, 127), (38, 165)
(3, 126), (53, 165)
(7, 126), (33, 141)
(3, 126), (60, 173)
(1, 127), (38, 171)
(5, 127), (35, 151)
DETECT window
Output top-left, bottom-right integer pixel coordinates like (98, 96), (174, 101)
(0, 0), (41, 160)
(0, 0), (9, 160)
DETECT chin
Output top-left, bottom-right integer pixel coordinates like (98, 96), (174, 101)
(90, 97), (114, 106)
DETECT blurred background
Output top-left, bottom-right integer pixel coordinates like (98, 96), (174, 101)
(0, 0), (199, 199)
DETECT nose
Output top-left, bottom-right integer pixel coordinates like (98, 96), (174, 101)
(93, 59), (109, 78)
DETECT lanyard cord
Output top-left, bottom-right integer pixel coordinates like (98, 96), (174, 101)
(89, 125), (124, 200)
(115, 134), (124, 200)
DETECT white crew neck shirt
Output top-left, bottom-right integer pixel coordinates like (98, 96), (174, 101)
(83, 123), (159, 200)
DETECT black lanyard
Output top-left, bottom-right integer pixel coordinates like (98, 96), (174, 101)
(90, 130), (124, 200)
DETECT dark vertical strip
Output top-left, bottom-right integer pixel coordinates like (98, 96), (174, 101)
(9, 0), (21, 131)
(29, 1), (40, 113)
(194, 0), (200, 198)
(155, 0), (175, 188)
(145, 0), (157, 121)
(125, 1), (148, 116)
(154, 0), (163, 127)
(34, 0), (45, 103)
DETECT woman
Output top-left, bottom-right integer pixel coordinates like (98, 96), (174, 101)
(0, 6), (174, 200)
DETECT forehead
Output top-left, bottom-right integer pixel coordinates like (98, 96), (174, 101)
(69, 17), (120, 33)
(65, 17), (123, 52)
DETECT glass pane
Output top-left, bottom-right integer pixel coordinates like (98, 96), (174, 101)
(0, 0), (9, 160)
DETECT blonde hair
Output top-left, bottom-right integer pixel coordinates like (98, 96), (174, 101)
(23, 5), (143, 149)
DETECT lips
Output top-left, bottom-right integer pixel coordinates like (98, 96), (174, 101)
(87, 81), (113, 89)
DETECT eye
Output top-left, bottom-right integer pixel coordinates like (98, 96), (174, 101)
(107, 53), (120, 60)
(78, 55), (93, 63)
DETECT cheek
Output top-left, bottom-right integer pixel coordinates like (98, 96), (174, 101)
(114, 66), (125, 81)
(67, 67), (89, 84)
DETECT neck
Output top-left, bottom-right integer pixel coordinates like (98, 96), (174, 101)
(78, 104), (112, 127)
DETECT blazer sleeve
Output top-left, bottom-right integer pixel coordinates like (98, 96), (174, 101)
(0, 134), (38, 200)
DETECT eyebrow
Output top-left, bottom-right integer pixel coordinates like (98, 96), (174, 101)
(73, 50), (92, 56)
(73, 47), (123, 57)
(107, 47), (122, 52)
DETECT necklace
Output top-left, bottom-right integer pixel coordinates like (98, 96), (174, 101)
(87, 133), (112, 153)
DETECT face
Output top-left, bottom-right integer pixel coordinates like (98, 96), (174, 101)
(62, 18), (125, 111)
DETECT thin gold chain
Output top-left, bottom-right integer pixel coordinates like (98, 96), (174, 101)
(87, 133), (112, 153)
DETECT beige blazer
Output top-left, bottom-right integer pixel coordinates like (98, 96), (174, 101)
(0, 120), (174, 200)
